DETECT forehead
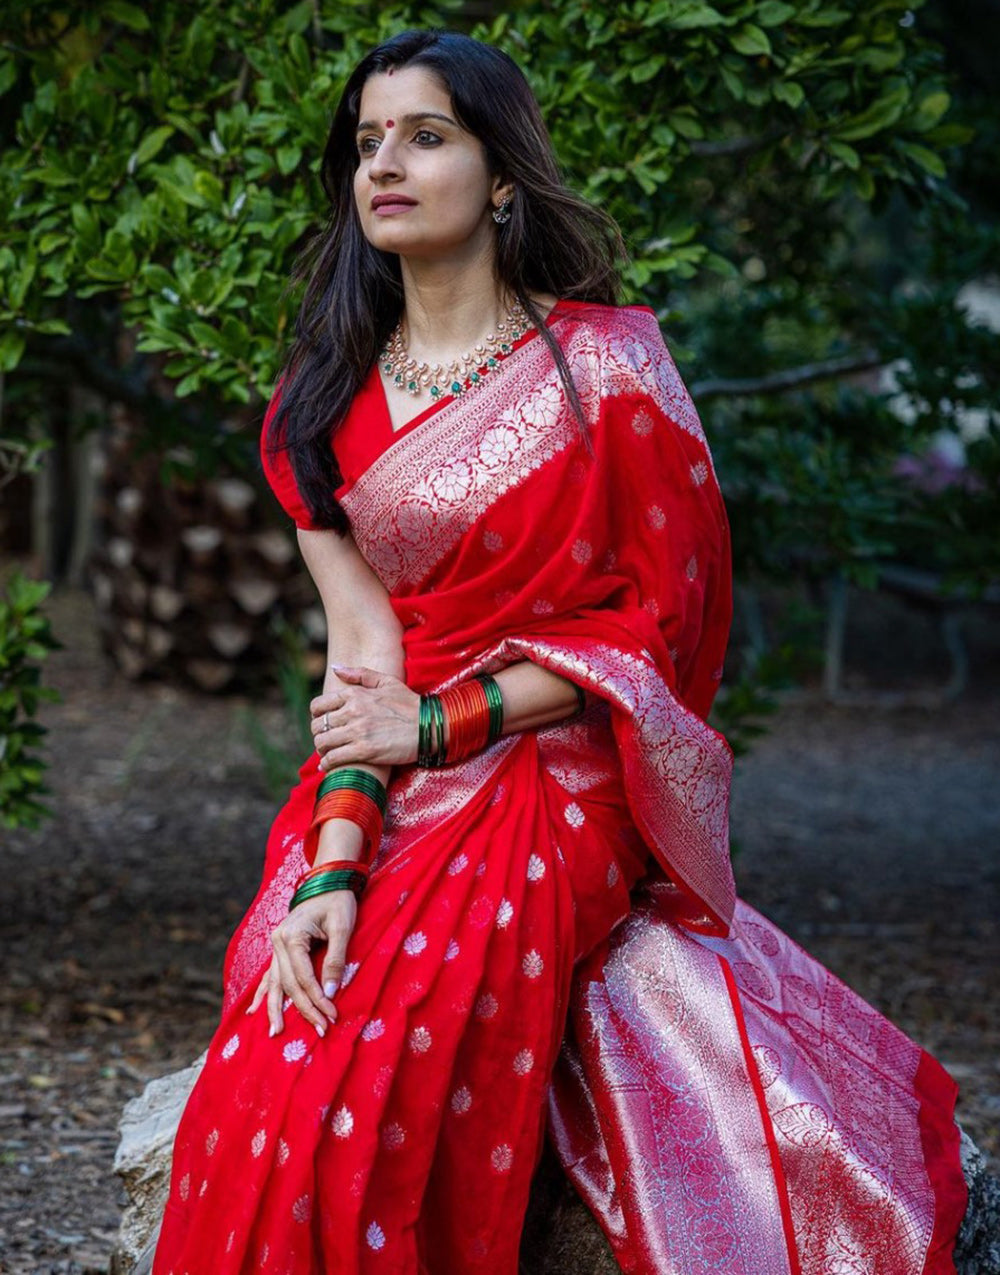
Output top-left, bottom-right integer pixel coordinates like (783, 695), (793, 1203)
(358, 65), (452, 122)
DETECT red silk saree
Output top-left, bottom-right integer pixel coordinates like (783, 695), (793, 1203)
(154, 301), (965, 1274)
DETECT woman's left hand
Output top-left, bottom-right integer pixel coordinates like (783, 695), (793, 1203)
(311, 666), (420, 769)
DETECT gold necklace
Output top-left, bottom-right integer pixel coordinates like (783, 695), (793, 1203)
(379, 299), (531, 400)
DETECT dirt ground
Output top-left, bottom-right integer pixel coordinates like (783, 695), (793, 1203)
(1, 586), (998, 1275)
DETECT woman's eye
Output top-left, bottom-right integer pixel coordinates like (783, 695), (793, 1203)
(414, 130), (441, 146)
(358, 136), (379, 155)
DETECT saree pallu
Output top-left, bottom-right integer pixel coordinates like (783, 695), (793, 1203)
(153, 302), (965, 1274)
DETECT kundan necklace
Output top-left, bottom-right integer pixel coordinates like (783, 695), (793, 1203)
(379, 298), (532, 400)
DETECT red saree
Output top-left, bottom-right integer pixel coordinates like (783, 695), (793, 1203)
(153, 301), (965, 1274)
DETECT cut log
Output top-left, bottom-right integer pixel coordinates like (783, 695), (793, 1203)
(146, 625), (175, 660)
(207, 621), (253, 659)
(107, 536), (134, 569)
(149, 585), (184, 623)
(185, 659), (236, 692)
(250, 527), (296, 567)
(89, 399), (321, 687)
(229, 577), (281, 616)
(110, 1061), (999, 1274)
(180, 525), (223, 563)
(210, 477), (257, 521)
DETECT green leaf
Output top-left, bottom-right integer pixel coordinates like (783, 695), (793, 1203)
(773, 81), (804, 109)
(0, 331), (26, 372)
(897, 141), (947, 179)
(911, 90), (950, 133)
(835, 84), (910, 141)
(827, 139), (860, 169)
(134, 125), (175, 167)
(663, 4), (727, 29)
(756, 1), (797, 26)
(0, 54), (17, 97)
(276, 145), (302, 175)
(104, 1), (151, 30)
(730, 24), (772, 57)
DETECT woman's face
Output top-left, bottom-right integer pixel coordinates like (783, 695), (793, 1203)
(353, 65), (508, 263)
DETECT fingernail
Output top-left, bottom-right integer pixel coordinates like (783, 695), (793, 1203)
(268, 1024), (277, 1037)
(324, 980), (339, 999)
(315, 1022), (326, 1038)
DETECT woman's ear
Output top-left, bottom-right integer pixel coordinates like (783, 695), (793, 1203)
(490, 178), (514, 210)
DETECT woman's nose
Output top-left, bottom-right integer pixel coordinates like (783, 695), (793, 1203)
(368, 135), (402, 182)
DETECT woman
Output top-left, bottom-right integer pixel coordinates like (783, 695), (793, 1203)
(154, 29), (966, 1275)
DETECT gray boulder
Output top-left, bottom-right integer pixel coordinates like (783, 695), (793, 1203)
(111, 1061), (999, 1274)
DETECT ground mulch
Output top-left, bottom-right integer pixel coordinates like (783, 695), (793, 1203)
(1, 587), (997, 1274)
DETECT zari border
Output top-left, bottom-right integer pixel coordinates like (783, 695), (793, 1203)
(341, 306), (711, 593)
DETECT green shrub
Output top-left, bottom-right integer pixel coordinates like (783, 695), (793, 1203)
(0, 571), (60, 830)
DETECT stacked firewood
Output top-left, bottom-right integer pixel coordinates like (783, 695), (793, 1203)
(89, 400), (326, 690)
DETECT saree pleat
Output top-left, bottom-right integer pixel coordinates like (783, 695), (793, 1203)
(155, 300), (965, 1274)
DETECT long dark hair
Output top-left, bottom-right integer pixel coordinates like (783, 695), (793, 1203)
(268, 29), (625, 533)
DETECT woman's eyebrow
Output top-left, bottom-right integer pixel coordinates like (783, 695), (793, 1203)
(356, 111), (459, 133)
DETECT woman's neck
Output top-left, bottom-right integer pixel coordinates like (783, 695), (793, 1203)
(398, 250), (513, 363)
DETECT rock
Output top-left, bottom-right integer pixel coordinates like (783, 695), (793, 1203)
(957, 1128), (1000, 1274)
(110, 1056), (204, 1275)
(110, 1063), (999, 1274)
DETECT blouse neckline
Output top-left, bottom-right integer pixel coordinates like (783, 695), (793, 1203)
(375, 297), (573, 445)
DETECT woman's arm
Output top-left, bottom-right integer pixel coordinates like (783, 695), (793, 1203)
(311, 658), (583, 772)
(249, 526), (404, 1038)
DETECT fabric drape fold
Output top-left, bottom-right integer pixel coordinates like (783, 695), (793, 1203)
(155, 301), (964, 1275)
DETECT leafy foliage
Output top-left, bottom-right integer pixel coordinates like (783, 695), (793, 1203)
(0, 571), (60, 829)
(0, 0), (965, 397)
(0, 0), (996, 768)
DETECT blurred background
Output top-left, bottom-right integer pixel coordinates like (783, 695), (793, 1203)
(1, 2), (998, 1271)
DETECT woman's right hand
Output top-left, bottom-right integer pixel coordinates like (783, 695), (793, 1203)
(247, 889), (358, 1037)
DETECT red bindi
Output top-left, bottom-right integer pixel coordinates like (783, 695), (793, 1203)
(386, 119), (395, 128)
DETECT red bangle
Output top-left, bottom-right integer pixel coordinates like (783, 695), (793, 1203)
(439, 678), (491, 763)
(304, 788), (384, 866)
(298, 858), (371, 886)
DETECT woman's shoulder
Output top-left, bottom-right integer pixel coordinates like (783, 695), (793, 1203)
(551, 298), (664, 351)
(552, 300), (706, 445)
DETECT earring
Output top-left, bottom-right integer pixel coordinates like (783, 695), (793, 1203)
(492, 198), (512, 225)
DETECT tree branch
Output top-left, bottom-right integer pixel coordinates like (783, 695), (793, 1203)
(18, 335), (232, 434)
(689, 128), (787, 159)
(691, 352), (884, 401)
(688, 351), (882, 400)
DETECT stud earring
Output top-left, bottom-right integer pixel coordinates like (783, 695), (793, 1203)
(492, 198), (512, 225)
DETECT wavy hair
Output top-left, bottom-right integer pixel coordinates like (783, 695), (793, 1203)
(267, 29), (625, 533)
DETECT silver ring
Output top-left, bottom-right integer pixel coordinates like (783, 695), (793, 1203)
(323, 712), (330, 732)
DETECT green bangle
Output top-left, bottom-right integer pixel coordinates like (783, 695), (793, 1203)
(418, 693), (448, 768)
(289, 871), (367, 910)
(429, 693), (446, 767)
(316, 767), (387, 813)
(417, 694), (434, 767)
(476, 674), (505, 745)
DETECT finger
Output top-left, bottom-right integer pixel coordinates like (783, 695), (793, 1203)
(318, 741), (371, 770)
(266, 961), (284, 1037)
(320, 936), (349, 1006)
(284, 929), (338, 1026)
(247, 966), (270, 1015)
(274, 938), (329, 1036)
(309, 691), (346, 717)
(329, 665), (383, 688)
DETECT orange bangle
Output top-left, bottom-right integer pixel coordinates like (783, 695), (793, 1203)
(298, 858), (371, 886)
(304, 789), (384, 866)
(440, 679), (491, 763)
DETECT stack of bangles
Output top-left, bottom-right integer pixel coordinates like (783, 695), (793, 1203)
(417, 673), (504, 768)
(289, 767), (387, 912)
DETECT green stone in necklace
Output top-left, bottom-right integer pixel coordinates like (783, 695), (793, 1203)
(379, 299), (532, 400)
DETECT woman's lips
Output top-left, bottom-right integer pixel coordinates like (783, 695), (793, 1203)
(372, 195), (417, 216)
